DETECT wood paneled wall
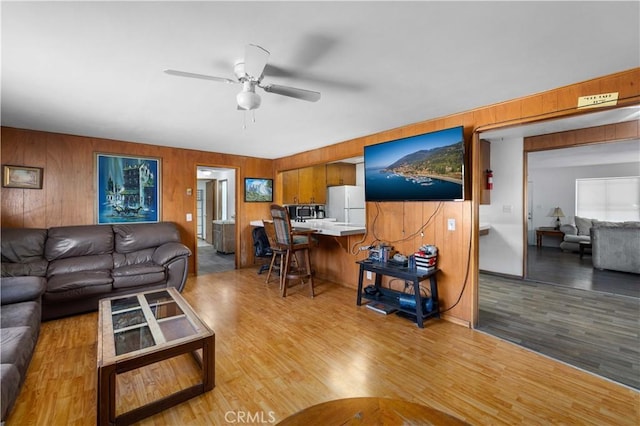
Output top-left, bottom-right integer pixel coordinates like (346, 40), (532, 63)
(0, 128), (273, 274)
(524, 119), (639, 151)
(2, 68), (638, 327)
(273, 68), (640, 327)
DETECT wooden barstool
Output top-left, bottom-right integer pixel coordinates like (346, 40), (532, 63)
(262, 220), (288, 287)
(269, 204), (315, 298)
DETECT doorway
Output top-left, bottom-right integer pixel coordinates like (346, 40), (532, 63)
(196, 166), (237, 274)
(475, 106), (640, 388)
(478, 106), (640, 283)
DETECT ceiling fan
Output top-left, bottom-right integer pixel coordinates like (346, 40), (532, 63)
(164, 44), (321, 111)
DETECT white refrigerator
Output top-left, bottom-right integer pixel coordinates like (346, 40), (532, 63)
(326, 185), (366, 225)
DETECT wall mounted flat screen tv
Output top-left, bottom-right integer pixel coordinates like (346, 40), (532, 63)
(364, 126), (465, 202)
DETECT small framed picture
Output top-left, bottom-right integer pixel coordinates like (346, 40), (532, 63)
(2, 165), (44, 189)
(244, 178), (273, 202)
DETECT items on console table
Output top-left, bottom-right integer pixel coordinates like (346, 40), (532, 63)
(356, 260), (440, 328)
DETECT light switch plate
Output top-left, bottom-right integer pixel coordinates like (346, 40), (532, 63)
(447, 218), (456, 231)
(186, 213), (193, 222)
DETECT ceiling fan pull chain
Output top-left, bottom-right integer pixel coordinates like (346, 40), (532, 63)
(252, 110), (256, 123)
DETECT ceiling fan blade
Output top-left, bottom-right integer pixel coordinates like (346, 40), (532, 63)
(244, 44), (270, 80)
(261, 84), (321, 102)
(164, 69), (236, 84)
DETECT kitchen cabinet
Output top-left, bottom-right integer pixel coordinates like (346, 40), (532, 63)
(213, 220), (235, 254)
(300, 165), (326, 204)
(326, 163), (356, 186)
(282, 169), (300, 204)
(283, 165), (326, 204)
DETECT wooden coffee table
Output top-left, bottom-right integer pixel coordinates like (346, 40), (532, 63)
(97, 287), (214, 426)
(579, 241), (592, 259)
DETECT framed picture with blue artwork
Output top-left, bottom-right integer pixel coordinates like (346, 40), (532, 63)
(95, 153), (161, 224)
(244, 178), (273, 202)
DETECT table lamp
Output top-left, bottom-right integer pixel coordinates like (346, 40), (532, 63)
(551, 207), (565, 230)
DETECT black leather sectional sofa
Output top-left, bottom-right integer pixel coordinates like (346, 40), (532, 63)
(0, 222), (191, 422)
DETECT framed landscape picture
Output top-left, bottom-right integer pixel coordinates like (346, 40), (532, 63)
(2, 165), (44, 189)
(244, 178), (273, 202)
(96, 153), (161, 224)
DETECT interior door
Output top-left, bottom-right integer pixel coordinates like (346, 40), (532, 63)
(196, 189), (204, 239)
(218, 179), (227, 220)
(205, 180), (217, 244)
(527, 179), (535, 245)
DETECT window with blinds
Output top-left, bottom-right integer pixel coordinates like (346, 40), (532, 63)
(575, 176), (640, 221)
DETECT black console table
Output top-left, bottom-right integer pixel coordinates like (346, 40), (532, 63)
(356, 260), (440, 328)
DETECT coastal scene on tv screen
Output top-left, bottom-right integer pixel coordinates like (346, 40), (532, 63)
(364, 126), (464, 201)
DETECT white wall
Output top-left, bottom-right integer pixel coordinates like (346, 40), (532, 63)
(356, 162), (365, 186)
(479, 137), (524, 276)
(527, 161), (638, 244)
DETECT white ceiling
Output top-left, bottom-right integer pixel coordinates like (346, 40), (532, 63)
(527, 138), (640, 170)
(2, 1), (639, 160)
(480, 106), (640, 169)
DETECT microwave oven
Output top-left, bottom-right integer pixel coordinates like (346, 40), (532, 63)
(295, 205), (315, 219)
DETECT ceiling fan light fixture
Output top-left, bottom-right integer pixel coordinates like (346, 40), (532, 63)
(237, 90), (261, 110)
(166, 44), (320, 111)
(237, 81), (261, 110)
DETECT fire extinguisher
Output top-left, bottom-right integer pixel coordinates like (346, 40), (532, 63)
(486, 169), (493, 190)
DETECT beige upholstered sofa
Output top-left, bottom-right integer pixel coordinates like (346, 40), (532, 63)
(591, 220), (640, 274)
(559, 216), (593, 252)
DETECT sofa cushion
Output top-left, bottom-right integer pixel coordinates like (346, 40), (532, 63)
(563, 234), (590, 244)
(592, 220), (639, 228)
(1, 260), (49, 278)
(1, 228), (48, 277)
(113, 248), (155, 268)
(0, 276), (46, 306)
(47, 254), (113, 277)
(0, 327), (36, 382)
(574, 216), (593, 236)
(1, 363), (21, 421)
(46, 270), (112, 293)
(1, 228), (47, 263)
(113, 223), (180, 254)
(112, 263), (166, 289)
(45, 225), (114, 261)
(0, 301), (41, 333)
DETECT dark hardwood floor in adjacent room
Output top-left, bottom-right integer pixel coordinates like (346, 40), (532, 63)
(526, 245), (639, 298)
(478, 246), (639, 390)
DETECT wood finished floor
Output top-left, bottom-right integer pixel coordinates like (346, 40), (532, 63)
(478, 273), (640, 389)
(526, 246), (639, 298)
(6, 269), (639, 425)
(479, 246), (639, 390)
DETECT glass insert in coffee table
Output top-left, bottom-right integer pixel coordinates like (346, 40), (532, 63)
(97, 287), (214, 426)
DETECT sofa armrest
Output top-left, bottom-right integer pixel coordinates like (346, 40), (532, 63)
(0, 276), (46, 305)
(152, 242), (192, 266)
(560, 224), (577, 236)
